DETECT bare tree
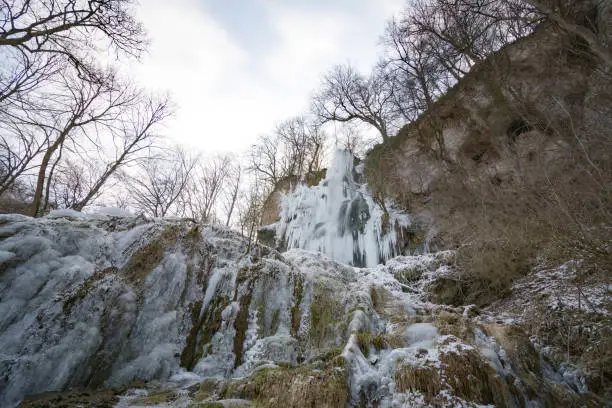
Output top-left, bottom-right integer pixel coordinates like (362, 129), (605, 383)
(381, 17), (448, 121)
(248, 133), (283, 185)
(0, 1), (146, 57)
(408, 0), (538, 70)
(222, 161), (242, 227)
(182, 154), (232, 223)
(275, 116), (327, 178)
(69, 95), (170, 211)
(0, 0), (146, 105)
(312, 64), (397, 143)
(0, 110), (50, 196)
(124, 147), (196, 218)
(521, 0), (612, 67)
(236, 179), (268, 250)
(26, 68), (164, 216)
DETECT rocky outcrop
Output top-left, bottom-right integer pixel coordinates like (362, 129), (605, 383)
(0, 212), (603, 407)
(364, 21), (611, 239)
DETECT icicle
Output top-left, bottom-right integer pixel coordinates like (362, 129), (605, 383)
(276, 150), (410, 267)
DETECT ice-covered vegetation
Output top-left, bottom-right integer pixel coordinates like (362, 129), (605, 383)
(1, 212), (604, 407)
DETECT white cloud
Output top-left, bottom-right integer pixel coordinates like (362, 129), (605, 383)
(126, 0), (405, 155)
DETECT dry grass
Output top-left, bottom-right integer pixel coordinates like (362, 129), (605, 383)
(220, 360), (348, 408)
(395, 365), (442, 400)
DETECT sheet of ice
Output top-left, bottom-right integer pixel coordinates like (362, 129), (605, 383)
(404, 323), (439, 348)
(47, 209), (88, 219)
(90, 207), (134, 217)
(276, 149), (410, 267)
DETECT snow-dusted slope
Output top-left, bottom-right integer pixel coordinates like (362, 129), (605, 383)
(0, 213), (600, 407)
(0, 212), (302, 407)
(273, 150), (410, 267)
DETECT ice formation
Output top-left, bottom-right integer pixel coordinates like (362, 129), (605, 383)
(275, 149), (410, 267)
(0, 180), (597, 407)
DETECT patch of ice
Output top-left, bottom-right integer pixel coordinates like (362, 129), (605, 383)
(404, 323), (439, 348)
(0, 250), (15, 263)
(91, 207), (134, 217)
(46, 209), (87, 219)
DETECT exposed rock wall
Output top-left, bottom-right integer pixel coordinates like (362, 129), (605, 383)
(364, 21), (611, 241)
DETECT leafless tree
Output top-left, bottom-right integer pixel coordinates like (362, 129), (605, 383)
(526, 0), (612, 67)
(0, 0), (146, 105)
(181, 154), (232, 223)
(236, 179), (268, 250)
(248, 116), (327, 188)
(312, 64), (397, 143)
(276, 116), (326, 177)
(222, 160), (242, 227)
(334, 122), (375, 158)
(69, 95), (170, 211)
(25, 68), (169, 216)
(124, 147), (196, 218)
(408, 0), (538, 71)
(0, 0), (146, 58)
(381, 18), (448, 121)
(248, 133), (283, 186)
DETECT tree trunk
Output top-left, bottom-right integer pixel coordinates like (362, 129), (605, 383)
(31, 125), (73, 216)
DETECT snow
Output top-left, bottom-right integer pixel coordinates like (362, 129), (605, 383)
(274, 149), (410, 267)
(47, 208), (88, 219)
(91, 206), (134, 217)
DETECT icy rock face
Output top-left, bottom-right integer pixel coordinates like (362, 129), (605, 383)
(275, 150), (410, 267)
(1, 214), (597, 408)
(0, 213), (305, 407)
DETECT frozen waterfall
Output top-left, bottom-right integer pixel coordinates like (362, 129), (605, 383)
(275, 150), (410, 267)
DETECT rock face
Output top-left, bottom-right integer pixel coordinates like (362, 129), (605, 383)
(263, 150), (411, 267)
(363, 22), (611, 241)
(0, 212), (602, 407)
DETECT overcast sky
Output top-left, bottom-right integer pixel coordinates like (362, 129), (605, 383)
(128, 0), (404, 155)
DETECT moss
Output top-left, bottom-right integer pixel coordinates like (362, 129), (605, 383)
(270, 309), (280, 335)
(188, 403), (224, 408)
(291, 276), (304, 337)
(181, 295), (230, 370)
(190, 379), (219, 402)
(433, 310), (474, 342)
(371, 334), (388, 351)
(63, 267), (118, 315)
(393, 265), (426, 286)
(311, 346), (345, 364)
(221, 360), (348, 408)
(233, 287), (253, 368)
(256, 303), (265, 337)
(121, 225), (183, 285)
(309, 284), (343, 349)
(180, 300), (204, 369)
(356, 332), (371, 357)
(369, 286), (381, 312)
(19, 389), (121, 407)
(184, 224), (202, 242)
(131, 391), (176, 405)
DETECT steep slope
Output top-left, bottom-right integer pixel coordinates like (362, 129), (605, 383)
(0, 212), (604, 407)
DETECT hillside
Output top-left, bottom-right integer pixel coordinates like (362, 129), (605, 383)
(1, 211), (606, 407)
